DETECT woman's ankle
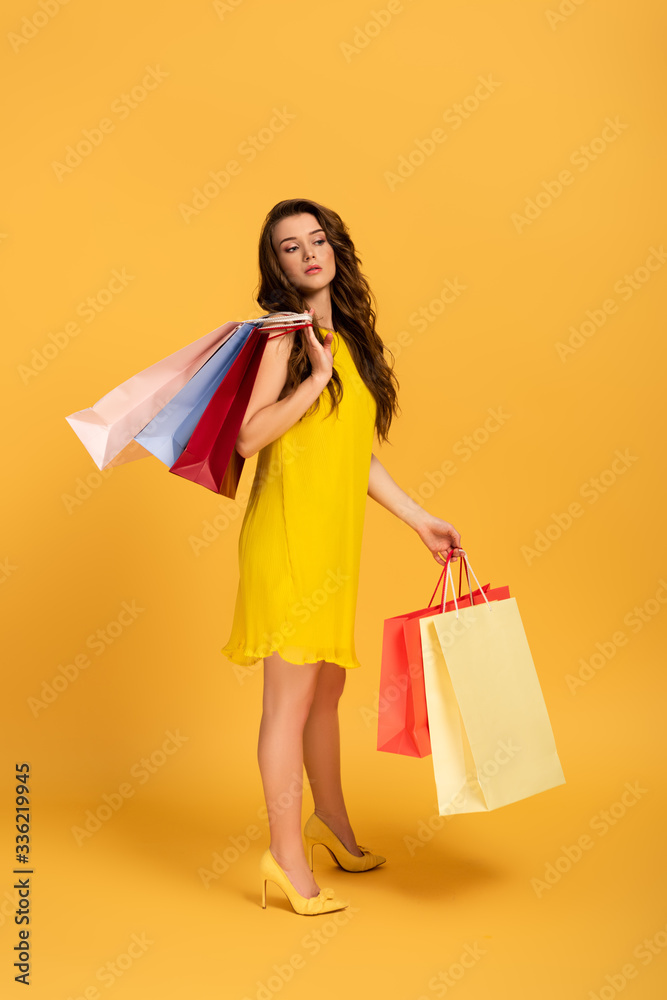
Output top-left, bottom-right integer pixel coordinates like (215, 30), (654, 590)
(311, 810), (364, 856)
(269, 842), (310, 871)
(313, 807), (350, 827)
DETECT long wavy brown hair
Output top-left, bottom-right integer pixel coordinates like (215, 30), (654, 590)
(256, 198), (400, 443)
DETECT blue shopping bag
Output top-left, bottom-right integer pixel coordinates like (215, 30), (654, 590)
(134, 321), (256, 465)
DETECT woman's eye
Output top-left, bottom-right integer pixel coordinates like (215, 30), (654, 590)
(284, 238), (325, 253)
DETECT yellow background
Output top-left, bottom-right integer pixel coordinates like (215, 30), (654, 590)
(2, 0), (666, 997)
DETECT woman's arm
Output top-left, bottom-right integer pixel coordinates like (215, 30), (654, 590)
(367, 452), (462, 564)
(235, 315), (333, 459)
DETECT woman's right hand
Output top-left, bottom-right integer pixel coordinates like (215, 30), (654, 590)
(304, 307), (333, 385)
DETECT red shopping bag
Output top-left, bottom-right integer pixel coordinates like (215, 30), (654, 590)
(168, 321), (302, 497)
(377, 560), (509, 758)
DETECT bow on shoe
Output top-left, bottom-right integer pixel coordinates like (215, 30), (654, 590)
(305, 887), (338, 915)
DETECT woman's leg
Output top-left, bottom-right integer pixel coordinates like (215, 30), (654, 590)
(302, 660), (364, 857)
(257, 651), (322, 897)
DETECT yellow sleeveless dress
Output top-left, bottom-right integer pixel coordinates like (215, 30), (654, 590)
(220, 328), (377, 669)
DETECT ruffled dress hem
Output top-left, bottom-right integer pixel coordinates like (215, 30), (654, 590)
(220, 641), (361, 670)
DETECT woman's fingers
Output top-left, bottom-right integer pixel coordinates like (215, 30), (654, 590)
(434, 542), (463, 563)
(304, 322), (333, 380)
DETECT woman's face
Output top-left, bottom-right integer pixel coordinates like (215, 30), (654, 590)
(271, 212), (336, 296)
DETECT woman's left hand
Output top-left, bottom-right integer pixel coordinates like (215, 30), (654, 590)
(414, 512), (463, 564)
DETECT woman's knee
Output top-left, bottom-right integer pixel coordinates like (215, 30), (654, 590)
(262, 655), (321, 717)
(261, 697), (314, 731)
(312, 661), (346, 707)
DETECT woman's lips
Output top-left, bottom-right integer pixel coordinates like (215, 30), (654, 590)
(305, 266), (321, 274)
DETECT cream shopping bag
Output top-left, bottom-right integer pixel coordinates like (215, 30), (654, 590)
(420, 551), (566, 814)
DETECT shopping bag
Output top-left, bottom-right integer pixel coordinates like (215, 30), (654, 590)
(168, 315), (310, 496)
(65, 321), (241, 470)
(65, 312), (313, 495)
(134, 321), (257, 466)
(420, 550), (566, 814)
(377, 559), (507, 758)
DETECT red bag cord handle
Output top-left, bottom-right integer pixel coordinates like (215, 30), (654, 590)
(266, 324), (310, 340)
(427, 550), (470, 612)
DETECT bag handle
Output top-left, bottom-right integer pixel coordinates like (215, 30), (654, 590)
(265, 325), (310, 340)
(442, 549), (493, 619)
(256, 312), (314, 340)
(427, 554), (471, 611)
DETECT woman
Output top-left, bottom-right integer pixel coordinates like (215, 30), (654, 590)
(221, 198), (462, 915)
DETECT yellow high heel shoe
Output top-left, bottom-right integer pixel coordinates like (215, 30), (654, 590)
(304, 813), (387, 873)
(260, 849), (349, 915)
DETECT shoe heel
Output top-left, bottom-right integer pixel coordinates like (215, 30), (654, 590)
(261, 877), (268, 908)
(323, 844), (339, 865)
(302, 813), (387, 873)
